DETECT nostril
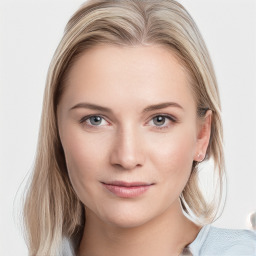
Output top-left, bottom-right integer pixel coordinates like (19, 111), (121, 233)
(116, 160), (142, 171)
(111, 155), (143, 171)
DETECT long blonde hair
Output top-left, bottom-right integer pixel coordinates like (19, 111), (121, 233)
(22, 0), (225, 255)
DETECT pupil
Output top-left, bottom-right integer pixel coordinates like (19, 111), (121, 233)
(90, 116), (102, 125)
(153, 116), (165, 126)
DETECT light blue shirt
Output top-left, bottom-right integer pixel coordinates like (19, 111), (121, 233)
(61, 225), (256, 255)
(187, 224), (256, 255)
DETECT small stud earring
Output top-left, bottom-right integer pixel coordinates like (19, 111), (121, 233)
(197, 153), (204, 162)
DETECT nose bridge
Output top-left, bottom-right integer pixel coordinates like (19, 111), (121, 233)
(110, 123), (145, 170)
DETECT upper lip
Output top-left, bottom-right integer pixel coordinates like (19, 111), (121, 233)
(101, 181), (154, 187)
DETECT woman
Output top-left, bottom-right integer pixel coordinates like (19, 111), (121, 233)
(22, 0), (256, 255)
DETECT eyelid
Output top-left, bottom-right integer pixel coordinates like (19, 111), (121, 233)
(147, 113), (177, 122)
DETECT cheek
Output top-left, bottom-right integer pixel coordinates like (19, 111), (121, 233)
(60, 128), (107, 200)
(61, 123), (108, 170)
(150, 131), (196, 202)
(151, 128), (196, 181)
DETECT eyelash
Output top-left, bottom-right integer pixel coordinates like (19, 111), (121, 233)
(79, 114), (177, 130)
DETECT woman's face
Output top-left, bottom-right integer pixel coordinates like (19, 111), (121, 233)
(57, 45), (211, 228)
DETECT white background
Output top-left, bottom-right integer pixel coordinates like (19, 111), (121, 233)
(0, 0), (255, 255)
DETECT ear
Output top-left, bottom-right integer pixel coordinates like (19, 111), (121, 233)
(194, 110), (212, 162)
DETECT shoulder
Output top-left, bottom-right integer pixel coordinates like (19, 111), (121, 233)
(188, 225), (256, 256)
(203, 226), (256, 255)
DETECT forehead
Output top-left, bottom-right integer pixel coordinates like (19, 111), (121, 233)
(60, 44), (196, 113)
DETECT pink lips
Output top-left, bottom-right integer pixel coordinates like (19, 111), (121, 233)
(102, 181), (153, 198)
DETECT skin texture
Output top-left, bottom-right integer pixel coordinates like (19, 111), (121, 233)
(57, 45), (212, 256)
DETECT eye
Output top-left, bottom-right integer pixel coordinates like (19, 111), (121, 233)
(79, 115), (109, 128)
(153, 116), (166, 126)
(79, 114), (177, 130)
(148, 114), (176, 130)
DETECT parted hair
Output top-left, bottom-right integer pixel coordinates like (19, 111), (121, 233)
(22, 0), (225, 255)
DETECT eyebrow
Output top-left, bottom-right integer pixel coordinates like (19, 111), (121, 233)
(69, 102), (184, 113)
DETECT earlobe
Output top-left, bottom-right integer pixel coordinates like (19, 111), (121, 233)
(194, 110), (212, 162)
(195, 153), (205, 162)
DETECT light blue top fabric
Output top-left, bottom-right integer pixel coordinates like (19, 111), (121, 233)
(186, 224), (256, 255)
(61, 225), (256, 255)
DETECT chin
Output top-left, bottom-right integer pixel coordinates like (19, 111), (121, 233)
(104, 212), (152, 229)
(95, 203), (157, 229)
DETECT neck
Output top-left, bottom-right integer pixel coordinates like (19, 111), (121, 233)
(78, 200), (201, 256)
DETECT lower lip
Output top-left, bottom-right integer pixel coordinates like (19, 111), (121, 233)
(102, 184), (152, 198)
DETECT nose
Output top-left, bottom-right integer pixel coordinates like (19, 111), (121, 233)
(109, 126), (145, 170)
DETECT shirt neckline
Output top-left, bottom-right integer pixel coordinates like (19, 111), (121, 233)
(186, 224), (211, 254)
